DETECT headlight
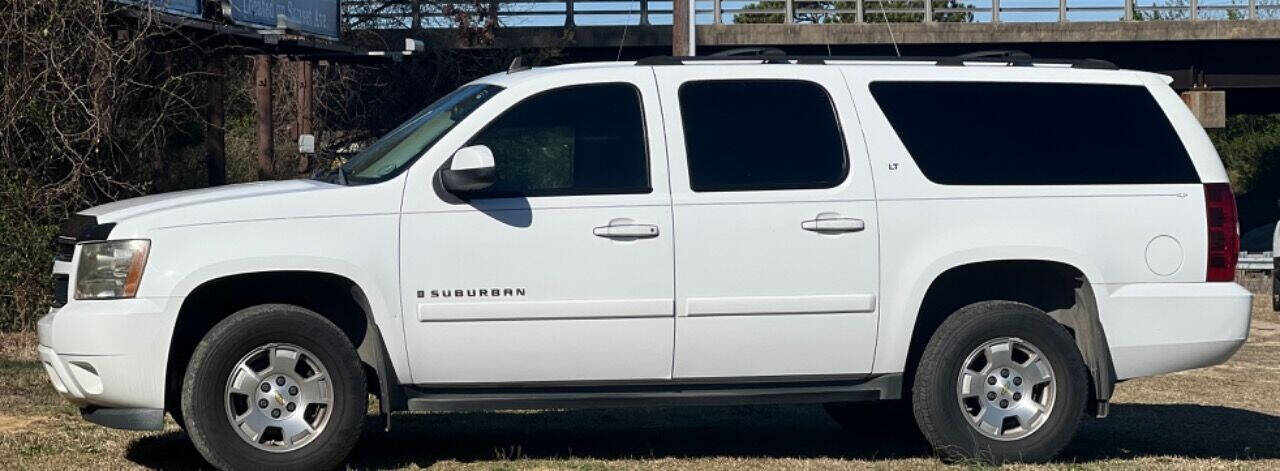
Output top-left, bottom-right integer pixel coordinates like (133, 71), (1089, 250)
(74, 240), (150, 300)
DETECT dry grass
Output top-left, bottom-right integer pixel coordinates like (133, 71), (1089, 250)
(2, 277), (1277, 470)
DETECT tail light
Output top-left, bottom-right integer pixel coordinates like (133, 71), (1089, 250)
(1204, 183), (1239, 282)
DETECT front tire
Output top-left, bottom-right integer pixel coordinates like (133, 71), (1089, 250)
(181, 304), (367, 471)
(912, 301), (1087, 464)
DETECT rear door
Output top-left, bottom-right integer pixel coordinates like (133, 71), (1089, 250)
(652, 66), (881, 379)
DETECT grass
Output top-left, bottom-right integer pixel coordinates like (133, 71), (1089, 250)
(2, 278), (1277, 470)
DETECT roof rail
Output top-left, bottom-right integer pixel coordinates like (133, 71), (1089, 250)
(634, 52), (1117, 70)
(935, 50), (1033, 66)
(708, 47), (788, 58)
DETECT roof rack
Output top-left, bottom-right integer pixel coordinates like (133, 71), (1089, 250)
(634, 50), (1117, 70)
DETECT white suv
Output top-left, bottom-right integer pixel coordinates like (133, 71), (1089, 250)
(39, 53), (1254, 470)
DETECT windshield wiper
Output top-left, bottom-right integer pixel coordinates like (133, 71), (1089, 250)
(312, 166), (349, 185)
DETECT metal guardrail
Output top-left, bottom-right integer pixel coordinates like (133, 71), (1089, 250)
(1239, 251), (1275, 271)
(343, 0), (1280, 29)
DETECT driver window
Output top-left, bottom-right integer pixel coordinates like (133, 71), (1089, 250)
(465, 82), (650, 198)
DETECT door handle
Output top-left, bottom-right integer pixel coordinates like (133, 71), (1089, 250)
(594, 219), (660, 239)
(801, 213), (865, 234)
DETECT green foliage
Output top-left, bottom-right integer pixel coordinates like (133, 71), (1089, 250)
(734, 0), (974, 24)
(0, 207), (58, 332)
(1209, 114), (1280, 195)
(1131, 0), (1280, 20)
(1133, 0), (1245, 20)
(0, 1), (206, 329)
(0, 1), (559, 330)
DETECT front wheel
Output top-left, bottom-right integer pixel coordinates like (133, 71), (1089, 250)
(181, 304), (367, 471)
(912, 301), (1087, 464)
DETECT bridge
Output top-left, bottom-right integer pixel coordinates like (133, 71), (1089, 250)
(106, 0), (1280, 220)
(347, 0), (1280, 48)
(340, 0), (1280, 113)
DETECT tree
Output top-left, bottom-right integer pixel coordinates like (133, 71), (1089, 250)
(1210, 114), (1280, 194)
(734, 0), (975, 24)
(1131, 0), (1280, 20)
(1208, 114), (1280, 237)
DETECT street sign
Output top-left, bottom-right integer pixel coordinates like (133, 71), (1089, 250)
(118, 0), (202, 18)
(228, 0), (341, 40)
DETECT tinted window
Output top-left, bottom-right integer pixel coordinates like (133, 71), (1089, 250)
(465, 83), (649, 198)
(679, 80), (848, 192)
(869, 82), (1199, 185)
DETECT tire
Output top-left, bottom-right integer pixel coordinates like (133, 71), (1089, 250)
(911, 301), (1087, 464)
(181, 304), (367, 471)
(824, 400), (921, 439)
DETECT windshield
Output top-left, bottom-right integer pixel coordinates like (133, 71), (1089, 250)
(342, 84), (503, 183)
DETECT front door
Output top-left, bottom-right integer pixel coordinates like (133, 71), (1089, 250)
(399, 71), (675, 384)
(653, 68), (881, 379)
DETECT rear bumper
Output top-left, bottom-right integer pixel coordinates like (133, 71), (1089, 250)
(1097, 282), (1252, 380)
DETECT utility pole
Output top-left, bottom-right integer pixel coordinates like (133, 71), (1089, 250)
(204, 55), (227, 186)
(254, 55), (274, 180)
(295, 60), (313, 173)
(673, 0), (690, 56)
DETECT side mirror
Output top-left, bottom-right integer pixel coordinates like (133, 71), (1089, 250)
(441, 145), (496, 193)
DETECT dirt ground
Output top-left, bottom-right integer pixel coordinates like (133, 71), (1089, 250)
(2, 277), (1276, 470)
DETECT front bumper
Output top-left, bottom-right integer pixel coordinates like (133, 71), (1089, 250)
(37, 296), (181, 427)
(81, 406), (165, 431)
(1098, 282), (1252, 380)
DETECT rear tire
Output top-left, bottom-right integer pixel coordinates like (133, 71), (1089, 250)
(911, 301), (1087, 464)
(181, 304), (366, 471)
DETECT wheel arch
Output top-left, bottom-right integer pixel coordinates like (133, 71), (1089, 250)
(896, 257), (1116, 416)
(165, 270), (404, 424)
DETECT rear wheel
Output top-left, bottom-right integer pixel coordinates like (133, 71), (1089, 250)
(181, 304), (366, 471)
(912, 301), (1087, 464)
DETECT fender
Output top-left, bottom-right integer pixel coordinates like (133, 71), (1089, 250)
(168, 257), (414, 392)
(877, 247), (1115, 416)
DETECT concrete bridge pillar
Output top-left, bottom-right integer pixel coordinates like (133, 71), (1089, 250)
(1181, 90), (1226, 128)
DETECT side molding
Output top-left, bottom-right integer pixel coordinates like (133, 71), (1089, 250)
(404, 374), (902, 412)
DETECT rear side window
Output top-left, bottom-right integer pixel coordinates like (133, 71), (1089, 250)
(466, 83), (650, 198)
(679, 80), (848, 192)
(869, 81), (1199, 185)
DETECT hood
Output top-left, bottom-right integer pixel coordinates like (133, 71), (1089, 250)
(82, 180), (348, 229)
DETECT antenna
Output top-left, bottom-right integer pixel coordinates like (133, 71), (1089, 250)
(875, 1), (902, 57)
(507, 56), (530, 74)
(616, 3), (634, 61)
